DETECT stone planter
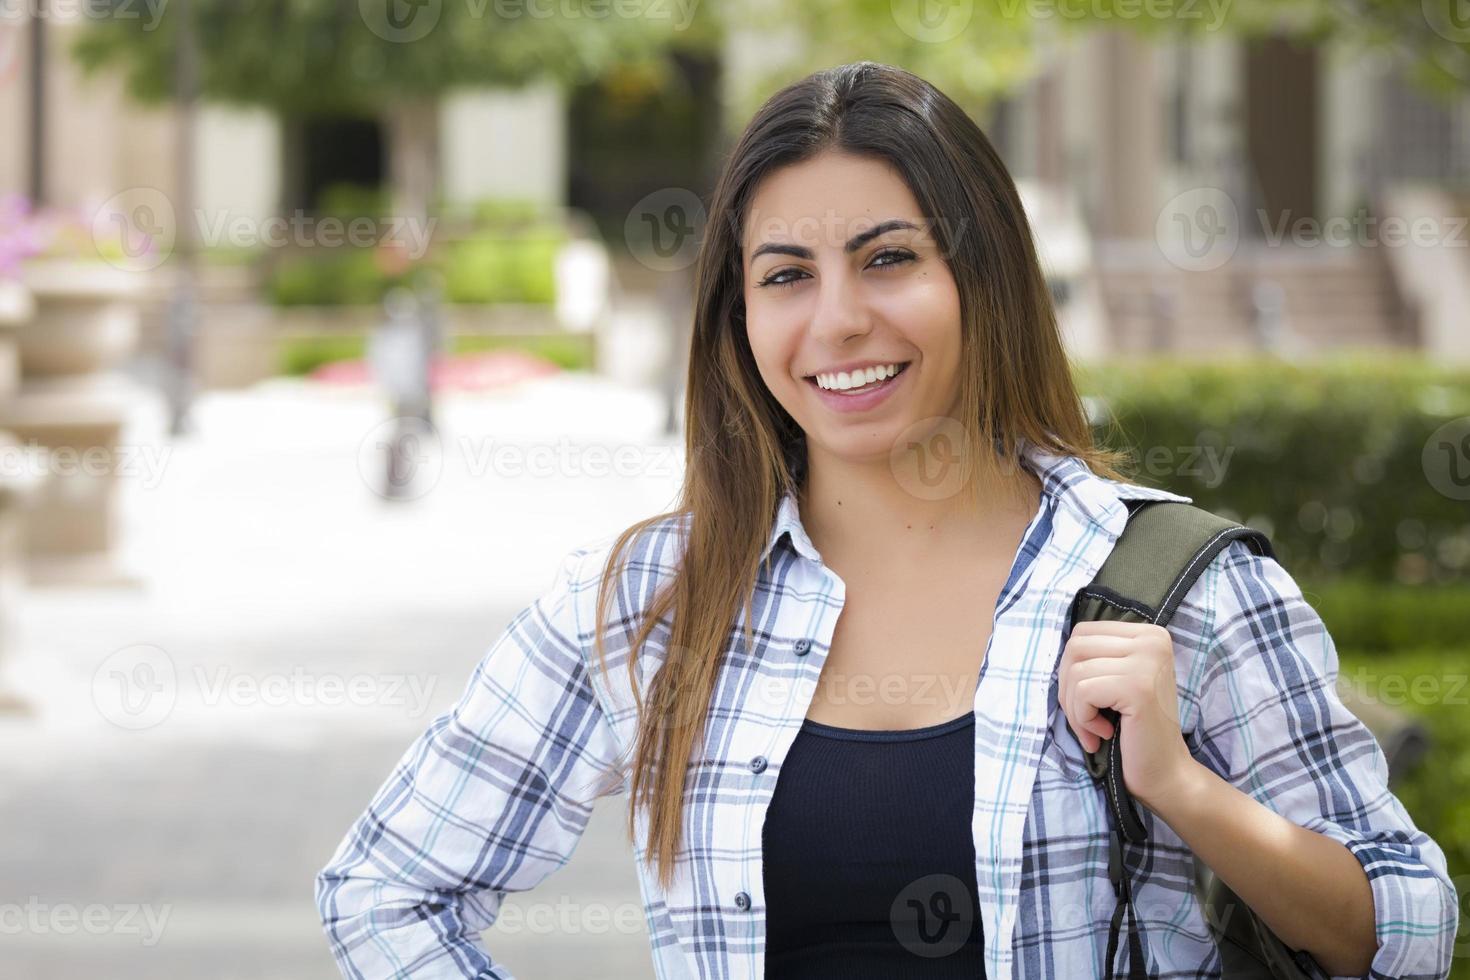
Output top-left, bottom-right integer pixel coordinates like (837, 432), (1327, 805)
(0, 285), (44, 712)
(0, 280), (29, 398)
(14, 260), (142, 376)
(0, 260), (146, 587)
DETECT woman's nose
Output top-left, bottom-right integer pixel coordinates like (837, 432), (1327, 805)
(809, 266), (872, 346)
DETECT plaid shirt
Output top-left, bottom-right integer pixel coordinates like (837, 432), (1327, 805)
(316, 436), (1460, 980)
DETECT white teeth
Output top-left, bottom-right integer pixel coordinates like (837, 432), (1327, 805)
(814, 362), (906, 391)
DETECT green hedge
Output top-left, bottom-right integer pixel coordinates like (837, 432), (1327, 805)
(438, 229), (559, 305)
(1080, 355), (1470, 586)
(1304, 578), (1470, 653)
(277, 332), (592, 377)
(261, 190), (565, 309)
(315, 183), (392, 223)
(1084, 357), (1470, 969)
(449, 333), (592, 371)
(278, 335), (368, 376)
(264, 229), (563, 307)
(1337, 647), (1470, 974)
(268, 249), (388, 307)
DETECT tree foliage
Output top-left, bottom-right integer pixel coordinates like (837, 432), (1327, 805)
(70, 0), (1468, 136)
(717, 0), (1469, 124)
(72, 0), (718, 115)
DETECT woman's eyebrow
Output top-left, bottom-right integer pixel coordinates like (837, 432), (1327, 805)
(748, 218), (921, 262)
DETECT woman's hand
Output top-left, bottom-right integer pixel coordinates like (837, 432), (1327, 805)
(1057, 620), (1200, 812)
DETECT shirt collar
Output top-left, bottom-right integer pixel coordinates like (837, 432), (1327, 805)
(759, 433), (1193, 566)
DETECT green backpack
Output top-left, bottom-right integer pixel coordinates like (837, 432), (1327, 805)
(1067, 499), (1314, 980)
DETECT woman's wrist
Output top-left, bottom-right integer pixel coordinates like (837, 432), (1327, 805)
(1137, 753), (1212, 824)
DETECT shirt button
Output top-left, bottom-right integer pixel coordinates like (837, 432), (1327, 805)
(749, 755), (767, 774)
(793, 638), (810, 656)
(734, 891), (751, 911)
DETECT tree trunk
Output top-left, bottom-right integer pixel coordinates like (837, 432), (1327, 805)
(384, 98), (441, 226)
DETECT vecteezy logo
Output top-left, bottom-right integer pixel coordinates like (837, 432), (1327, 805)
(92, 188), (177, 272)
(1156, 187), (1239, 272)
(624, 188), (706, 273)
(1422, 0), (1470, 83)
(891, 0), (974, 43)
(890, 416), (973, 501)
(92, 644), (178, 731)
(357, 415), (443, 500)
(360, 0), (442, 43)
(1423, 416), (1470, 500)
(890, 873), (975, 957)
(1424, 0), (1470, 42)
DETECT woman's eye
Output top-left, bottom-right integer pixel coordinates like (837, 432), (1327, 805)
(754, 249), (915, 289)
(756, 268), (808, 289)
(870, 247), (915, 269)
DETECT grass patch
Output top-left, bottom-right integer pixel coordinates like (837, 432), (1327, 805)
(278, 333), (593, 377)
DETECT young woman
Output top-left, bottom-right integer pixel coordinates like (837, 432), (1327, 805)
(316, 62), (1459, 980)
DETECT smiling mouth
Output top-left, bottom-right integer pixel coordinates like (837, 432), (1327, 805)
(803, 361), (912, 393)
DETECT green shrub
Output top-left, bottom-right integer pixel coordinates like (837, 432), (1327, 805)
(438, 230), (560, 305)
(1304, 578), (1470, 653)
(278, 332), (591, 377)
(1080, 355), (1470, 585)
(438, 236), (514, 305)
(316, 183), (391, 222)
(267, 249), (388, 306)
(1337, 647), (1470, 975)
(258, 191), (567, 307)
(267, 233), (563, 307)
(470, 197), (548, 227)
(278, 335), (367, 376)
(201, 244), (263, 267)
(449, 333), (592, 371)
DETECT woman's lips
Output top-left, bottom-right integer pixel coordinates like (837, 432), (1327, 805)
(804, 362), (911, 414)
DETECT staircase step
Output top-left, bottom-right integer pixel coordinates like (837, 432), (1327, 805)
(1093, 243), (1412, 354)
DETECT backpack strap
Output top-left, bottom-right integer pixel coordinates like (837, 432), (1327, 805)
(1068, 499), (1275, 980)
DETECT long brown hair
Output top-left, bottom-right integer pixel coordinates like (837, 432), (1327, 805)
(591, 61), (1133, 891)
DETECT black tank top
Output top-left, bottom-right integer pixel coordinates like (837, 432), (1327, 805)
(761, 710), (985, 978)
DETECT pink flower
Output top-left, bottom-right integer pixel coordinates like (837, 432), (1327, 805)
(0, 194), (46, 278)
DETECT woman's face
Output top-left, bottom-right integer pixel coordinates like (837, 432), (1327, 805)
(741, 150), (964, 468)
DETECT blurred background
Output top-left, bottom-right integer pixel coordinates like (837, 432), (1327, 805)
(0, 0), (1468, 976)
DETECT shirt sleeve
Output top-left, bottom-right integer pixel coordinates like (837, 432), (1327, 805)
(1183, 538), (1460, 980)
(314, 546), (629, 979)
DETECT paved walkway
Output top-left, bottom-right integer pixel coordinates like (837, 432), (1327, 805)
(0, 371), (682, 978)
